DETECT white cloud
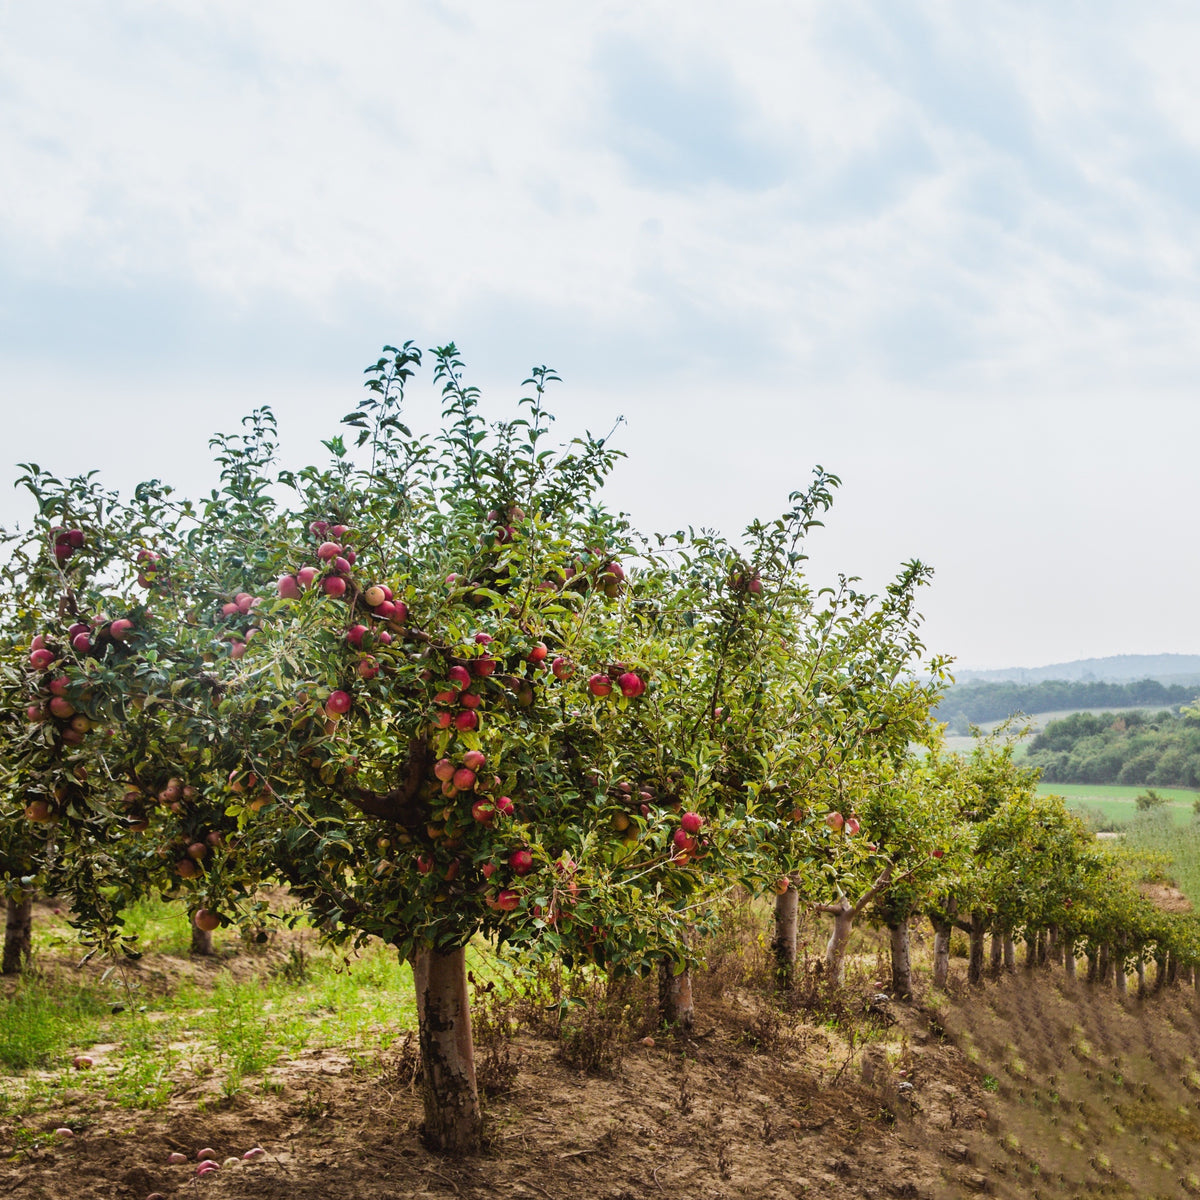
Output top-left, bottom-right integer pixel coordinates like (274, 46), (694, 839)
(2, 0), (1200, 667)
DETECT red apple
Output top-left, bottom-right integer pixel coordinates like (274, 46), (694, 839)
(72, 1055), (94, 1070)
(391, 601), (409, 624)
(471, 800), (495, 825)
(447, 665), (471, 690)
(309, 520), (328, 536)
(25, 801), (52, 822)
(455, 711), (479, 732)
(317, 541), (342, 561)
(845, 817), (860, 836)
(932, 848), (944, 859)
(462, 750), (487, 771)
(49, 696), (75, 719)
(481, 862), (497, 879)
(194, 908), (221, 931)
(453, 768), (477, 791)
(29, 648), (56, 670)
(528, 642), (548, 663)
(551, 657), (574, 680)
(322, 575), (347, 598)
(473, 656), (496, 677)
(680, 811), (704, 835)
(495, 795), (514, 817)
(229, 640), (247, 659)
(374, 599), (397, 619)
(460, 691), (482, 709)
(277, 574), (301, 599)
(416, 854), (434, 875)
(297, 565), (318, 588)
(358, 656), (380, 680)
(346, 624), (368, 648)
(333, 556), (351, 575)
(221, 602), (240, 617)
(433, 712), (454, 729)
(825, 811), (844, 832)
(617, 672), (644, 698)
(509, 849), (533, 875)
(325, 690), (352, 716)
(588, 674), (613, 698)
(496, 889), (520, 912)
(175, 859), (199, 879)
(109, 618), (134, 640)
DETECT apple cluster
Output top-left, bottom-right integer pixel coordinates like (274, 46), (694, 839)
(214, 592), (264, 659)
(49, 526), (85, 565)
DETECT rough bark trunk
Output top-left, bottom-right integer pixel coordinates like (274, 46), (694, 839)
(1048, 925), (1063, 965)
(1024, 932), (1037, 970)
(968, 912), (986, 986)
(2, 894), (33, 976)
(1036, 928), (1048, 967)
(824, 899), (855, 987)
(1154, 952), (1167, 993)
(1136, 959), (1146, 997)
(1167, 952), (1179, 987)
(772, 887), (798, 987)
(888, 918), (912, 1000)
(190, 923), (214, 956)
(1063, 937), (1076, 982)
(1004, 934), (1016, 973)
(989, 930), (1003, 975)
(1098, 942), (1112, 985)
(931, 918), (952, 991)
(658, 960), (695, 1030)
(1086, 950), (1098, 984)
(1114, 951), (1127, 997)
(412, 944), (482, 1154)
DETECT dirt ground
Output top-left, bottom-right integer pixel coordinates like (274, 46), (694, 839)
(5, 930), (1200, 1199)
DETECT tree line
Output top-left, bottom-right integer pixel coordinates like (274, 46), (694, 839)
(935, 679), (1199, 729)
(1025, 708), (1200, 788)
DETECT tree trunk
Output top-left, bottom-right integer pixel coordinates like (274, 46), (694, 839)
(658, 959), (694, 1030)
(931, 917), (952, 991)
(824, 899), (855, 987)
(1048, 925), (1062, 965)
(888, 919), (912, 1000)
(1114, 953), (1127, 997)
(412, 944), (482, 1154)
(1098, 942), (1112, 985)
(1154, 952), (1167, 993)
(968, 912), (986, 986)
(190, 923), (214, 956)
(2, 894), (33, 976)
(1036, 928), (1048, 967)
(1004, 934), (1016, 973)
(1086, 950), (1098, 984)
(989, 930), (1003, 975)
(1136, 959), (1146, 997)
(1167, 952), (1179, 987)
(1063, 937), (1076, 982)
(1024, 932), (1037, 970)
(772, 887), (798, 987)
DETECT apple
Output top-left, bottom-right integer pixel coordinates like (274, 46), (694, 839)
(176, 859), (200, 879)
(416, 854), (434, 875)
(495, 795), (515, 817)
(845, 817), (860, 836)
(433, 712), (454, 730)
(229, 640), (247, 659)
(617, 672), (645, 698)
(322, 575), (347, 598)
(317, 541), (342, 561)
(473, 656), (496, 677)
(447, 665), (471, 690)
(551, 657), (574, 680)
(481, 862), (497, 879)
(391, 601), (409, 623)
(26, 703), (46, 723)
(496, 889), (520, 912)
(474, 632), (493, 645)
(672, 830), (697, 853)
(825, 811), (844, 832)
(333, 555), (351, 574)
(69, 714), (92, 733)
(49, 696), (75, 719)
(374, 599), (396, 619)
(72, 1055), (94, 1070)
(205, 830), (223, 846)
(277, 574), (301, 599)
(242, 1147), (267, 1161)
(602, 560), (624, 583)
(775, 876), (790, 895)
(509, 849), (533, 875)
(378, 630), (392, 645)
(221, 602), (240, 617)
(611, 812), (630, 832)
(460, 691), (482, 709)
(194, 908), (221, 931)
(358, 656), (380, 680)
(471, 800), (495, 825)
(309, 520), (328, 536)
(588, 674), (613, 698)
(346, 624), (368, 648)
(528, 642), (548, 663)
(168, 1152), (188, 1164)
(932, 848), (944, 859)
(109, 618), (134, 640)
(186, 842), (208, 861)
(434, 689), (458, 705)
(48, 675), (69, 696)
(25, 801), (53, 822)
(66, 529), (84, 548)
(29, 648), (56, 670)
(453, 768), (477, 791)
(297, 565), (318, 588)
(455, 711), (479, 732)
(680, 811), (704, 835)
(462, 750), (486, 771)
(433, 758), (456, 783)
(53, 543), (73, 563)
(325, 690), (352, 716)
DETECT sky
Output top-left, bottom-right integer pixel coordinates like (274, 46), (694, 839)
(2, 1), (1199, 671)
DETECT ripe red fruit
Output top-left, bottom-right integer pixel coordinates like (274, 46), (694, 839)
(416, 854), (435, 875)
(332, 556), (351, 575)
(775, 876), (790, 895)
(236, 593), (256, 614)
(358, 656), (380, 680)
(453, 768), (477, 791)
(680, 811), (704, 835)
(309, 519), (328, 537)
(72, 1055), (94, 1070)
(229, 641), (247, 659)
(496, 889), (520, 912)
(391, 601), (409, 624)
(49, 675), (69, 696)
(474, 632), (494, 645)
(588, 674), (613, 698)
(551, 657), (574, 680)
(109, 618), (134, 639)
(322, 575), (347, 598)
(71, 632), (91, 653)
(49, 696), (75, 719)
(509, 849), (533, 875)
(528, 642), (548, 663)
(825, 811), (844, 832)
(331, 524), (349, 538)
(194, 908), (220, 931)
(434, 758), (456, 782)
(297, 565), (318, 588)
(617, 672), (644, 698)
(374, 599), (397, 619)
(433, 712), (454, 729)
(455, 710), (479, 732)
(176, 858), (199, 879)
(471, 800), (495, 825)
(346, 624), (368, 648)
(447, 665), (471, 690)
(672, 829), (697, 853)
(66, 529), (84, 548)
(186, 841), (208, 861)
(495, 795), (515, 817)
(53, 543), (73, 563)
(932, 848), (945, 859)
(845, 817), (860, 836)
(221, 601), (240, 617)
(317, 541), (342, 561)
(26, 703), (46, 723)
(29, 648), (55, 670)
(462, 750), (486, 771)
(460, 692), (482, 709)
(473, 657), (496, 677)
(25, 801), (52, 822)
(325, 690), (352, 716)
(481, 862), (497, 879)
(277, 574), (301, 599)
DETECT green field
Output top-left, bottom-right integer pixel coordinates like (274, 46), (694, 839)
(1038, 781), (1200, 828)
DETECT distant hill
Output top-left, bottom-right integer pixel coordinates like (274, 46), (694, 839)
(935, 679), (1200, 729)
(954, 654), (1200, 686)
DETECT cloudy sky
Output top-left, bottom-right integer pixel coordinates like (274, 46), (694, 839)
(2, 1), (1199, 670)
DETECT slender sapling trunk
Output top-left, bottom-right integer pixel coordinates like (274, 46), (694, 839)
(3, 894), (33, 976)
(772, 886), (798, 987)
(888, 918), (912, 1000)
(1003, 934), (1016, 973)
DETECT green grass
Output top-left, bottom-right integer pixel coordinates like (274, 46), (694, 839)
(1038, 782), (1200, 829)
(1120, 815), (1200, 905)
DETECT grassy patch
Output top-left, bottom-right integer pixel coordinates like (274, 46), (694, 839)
(1121, 814), (1200, 904)
(1038, 782), (1199, 829)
